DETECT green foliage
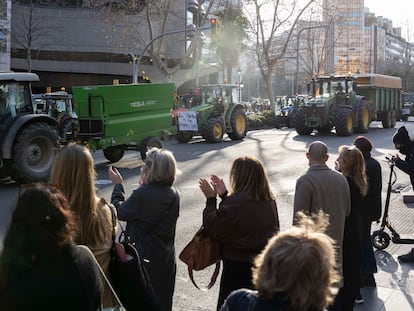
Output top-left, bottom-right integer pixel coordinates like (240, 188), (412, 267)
(247, 110), (276, 129)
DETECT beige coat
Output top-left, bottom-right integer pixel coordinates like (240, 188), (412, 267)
(293, 163), (351, 284)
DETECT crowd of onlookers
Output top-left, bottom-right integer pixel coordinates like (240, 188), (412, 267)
(1, 125), (414, 311)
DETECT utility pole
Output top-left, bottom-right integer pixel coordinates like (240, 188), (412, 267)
(295, 25), (329, 94)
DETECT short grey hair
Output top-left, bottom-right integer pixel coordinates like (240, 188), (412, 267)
(145, 147), (177, 186)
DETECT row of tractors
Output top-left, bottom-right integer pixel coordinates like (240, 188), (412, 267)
(0, 72), (247, 183)
(276, 74), (403, 137)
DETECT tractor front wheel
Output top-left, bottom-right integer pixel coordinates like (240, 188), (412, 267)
(334, 108), (353, 136)
(204, 118), (224, 143)
(228, 107), (247, 140)
(294, 108), (312, 135)
(176, 131), (193, 143)
(12, 123), (58, 182)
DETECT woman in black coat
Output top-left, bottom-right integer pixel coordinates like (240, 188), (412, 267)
(109, 147), (180, 311)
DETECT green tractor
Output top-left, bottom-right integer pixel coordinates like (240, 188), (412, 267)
(294, 74), (401, 136)
(175, 84), (248, 143)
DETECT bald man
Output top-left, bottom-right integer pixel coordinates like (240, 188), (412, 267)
(293, 141), (351, 310)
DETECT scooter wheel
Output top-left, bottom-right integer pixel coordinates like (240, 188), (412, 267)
(372, 230), (391, 250)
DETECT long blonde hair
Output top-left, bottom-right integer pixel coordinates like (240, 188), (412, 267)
(338, 145), (368, 196)
(50, 143), (111, 247)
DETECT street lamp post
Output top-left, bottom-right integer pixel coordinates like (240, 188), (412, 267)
(237, 68), (242, 102)
(295, 25), (329, 94)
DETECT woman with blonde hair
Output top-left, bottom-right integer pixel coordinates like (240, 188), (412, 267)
(109, 147), (180, 311)
(336, 145), (368, 310)
(220, 212), (339, 311)
(199, 156), (280, 310)
(50, 143), (115, 308)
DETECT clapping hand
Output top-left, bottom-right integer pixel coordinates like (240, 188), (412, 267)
(199, 178), (216, 198)
(211, 175), (227, 196)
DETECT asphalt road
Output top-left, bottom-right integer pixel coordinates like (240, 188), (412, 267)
(1, 121), (413, 310)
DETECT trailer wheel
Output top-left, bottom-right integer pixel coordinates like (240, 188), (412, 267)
(334, 108), (353, 136)
(372, 230), (391, 250)
(390, 111), (397, 128)
(12, 123), (58, 182)
(294, 108), (312, 135)
(228, 107), (247, 140)
(382, 111), (392, 128)
(103, 146), (125, 163)
(204, 117), (224, 143)
(355, 100), (370, 133)
(140, 137), (162, 160)
(176, 131), (193, 143)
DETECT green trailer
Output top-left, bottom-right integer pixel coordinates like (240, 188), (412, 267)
(72, 83), (176, 162)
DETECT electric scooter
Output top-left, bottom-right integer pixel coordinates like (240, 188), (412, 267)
(372, 156), (414, 250)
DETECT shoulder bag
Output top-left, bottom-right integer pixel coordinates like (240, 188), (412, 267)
(179, 225), (221, 290)
(77, 244), (126, 311)
(108, 203), (159, 311)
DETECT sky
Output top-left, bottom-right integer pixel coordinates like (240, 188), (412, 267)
(364, 0), (414, 41)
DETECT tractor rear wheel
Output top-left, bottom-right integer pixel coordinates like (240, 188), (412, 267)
(204, 117), (224, 143)
(176, 131), (193, 143)
(12, 123), (58, 182)
(228, 107), (247, 140)
(140, 137), (162, 160)
(103, 146), (125, 163)
(294, 108), (312, 135)
(334, 108), (353, 136)
(355, 100), (370, 133)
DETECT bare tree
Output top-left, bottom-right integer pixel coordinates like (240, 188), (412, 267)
(245, 0), (317, 108)
(12, 0), (64, 72)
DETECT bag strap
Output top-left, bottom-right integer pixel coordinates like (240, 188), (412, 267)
(188, 261), (221, 290)
(77, 245), (125, 311)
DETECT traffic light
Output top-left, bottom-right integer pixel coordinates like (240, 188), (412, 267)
(210, 18), (217, 35)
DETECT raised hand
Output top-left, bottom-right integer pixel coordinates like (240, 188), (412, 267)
(199, 178), (217, 198)
(108, 166), (123, 184)
(211, 175), (227, 196)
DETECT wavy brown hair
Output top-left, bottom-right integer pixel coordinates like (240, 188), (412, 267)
(0, 184), (75, 290)
(50, 143), (111, 247)
(229, 156), (275, 201)
(252, 211), (339, 311)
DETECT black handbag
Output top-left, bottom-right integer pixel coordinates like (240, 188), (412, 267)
(108, 204), (159, 311)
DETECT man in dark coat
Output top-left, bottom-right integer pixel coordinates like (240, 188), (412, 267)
(392, 126), (414, 262)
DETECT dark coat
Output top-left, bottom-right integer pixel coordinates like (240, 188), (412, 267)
(203, 192), (279, 262)
(111, 183), (180, 311)
(0, 244), (102, 311)
(361, 155), (382, 221)
(395, 143), (414, 189)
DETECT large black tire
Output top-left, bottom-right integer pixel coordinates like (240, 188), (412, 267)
(334, 108), (353, 136)
(275, 115), (283, 129)
(355, 100), (370, 133)
(103, 146), (125, 163)
(382, 111), (392, 128)
(140, 137), (162, 160)
(176, 131), (193, 143)
(390, 111), (397, 128)
(11, 123), (58, 182)
(294, 108), (312, 135)
(227, 107), (247, 140)
(204, 117), (224, 143)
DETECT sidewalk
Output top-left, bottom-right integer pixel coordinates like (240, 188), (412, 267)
(355, 253), (414, 311)
(355, 189), (414, 310)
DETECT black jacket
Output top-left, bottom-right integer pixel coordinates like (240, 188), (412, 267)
(361, 155), (382, 221)
(395, 142), (414, 189)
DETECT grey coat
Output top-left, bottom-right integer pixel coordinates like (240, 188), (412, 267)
(293, 163), (351, 282)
